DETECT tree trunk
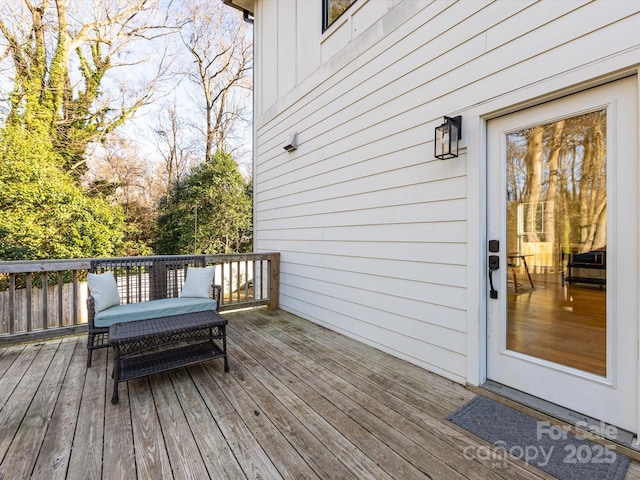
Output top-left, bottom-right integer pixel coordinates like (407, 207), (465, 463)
(544, 120), (564, 269)
(524, 126), (544, 243)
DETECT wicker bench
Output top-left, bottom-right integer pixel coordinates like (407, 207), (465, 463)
(109, 310), (228, 403)
(86, 256), (221, 367)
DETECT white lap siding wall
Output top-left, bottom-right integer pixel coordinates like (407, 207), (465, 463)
(251, 0), (640, 384)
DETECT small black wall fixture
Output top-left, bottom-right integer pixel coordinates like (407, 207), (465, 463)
(283, 132), (298, 152)
(434, 115), (462, 160)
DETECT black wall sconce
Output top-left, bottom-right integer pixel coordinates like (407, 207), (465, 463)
(434, 115), (462, 160)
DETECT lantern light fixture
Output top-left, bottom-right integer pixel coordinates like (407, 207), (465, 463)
(434, 115), (462, 160)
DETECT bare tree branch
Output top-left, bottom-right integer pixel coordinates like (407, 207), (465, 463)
(178, 0), (252, 163)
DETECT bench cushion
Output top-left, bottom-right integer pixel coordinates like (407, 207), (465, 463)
(88, 271), (121, 313)
(181, 266), (215, 298)
(94, 297), (218, 328)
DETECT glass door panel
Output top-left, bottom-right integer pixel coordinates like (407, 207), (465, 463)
(505, 110), (607, 375)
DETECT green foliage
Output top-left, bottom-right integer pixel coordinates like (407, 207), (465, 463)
(0, 4), (158, 177)
(0, 125), (130, 260)
(156, 150), (252, 254)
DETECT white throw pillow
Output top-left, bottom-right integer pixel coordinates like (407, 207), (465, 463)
(181, 266), (215, 298)
(87, 271), (121, 313)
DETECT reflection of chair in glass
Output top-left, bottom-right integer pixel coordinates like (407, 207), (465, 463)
(507, 253), (534, 293)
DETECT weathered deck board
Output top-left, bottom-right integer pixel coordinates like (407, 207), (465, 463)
(102, 369), (135, 480)
(202, 359), (323, 480)
(230, 315), (460, 479)
(129, 375), (175, 479)
(150, 371), (212, 479)
(67, 342), (107, 479)
(168, 367), (249, 479)
(0, 308), (639, 479)
(231, 311), (543, 480)
(231, 310), (559, 480)
(32, 337), (89, 480)
(0, 337), (76, 479)
(226, 339), (378, 480)
(0, 343), (26, 379)
(0, 340), (62, 465)
(188, 361), (284, 479)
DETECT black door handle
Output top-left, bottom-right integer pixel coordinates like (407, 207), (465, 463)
(489, 255), (499, 299)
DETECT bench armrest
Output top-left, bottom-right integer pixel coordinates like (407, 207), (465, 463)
(87, 295), (96, 328)
(212, 284), (222, 310)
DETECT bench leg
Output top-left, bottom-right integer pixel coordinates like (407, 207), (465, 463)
(222, 325), (229, 373)
(87, 333), (94, 367)
(111, 345), (120, 404)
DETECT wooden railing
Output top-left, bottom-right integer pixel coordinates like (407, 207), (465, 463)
(0, 253), (279, 344)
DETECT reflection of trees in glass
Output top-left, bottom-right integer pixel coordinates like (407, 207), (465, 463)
(507, 110), (607, 259)
(327, 0), (356, 26)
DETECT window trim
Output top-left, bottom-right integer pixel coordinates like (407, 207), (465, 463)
(322, 0), (357, 32)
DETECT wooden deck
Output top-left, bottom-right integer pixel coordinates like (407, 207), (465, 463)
(1, 308), (639, 480)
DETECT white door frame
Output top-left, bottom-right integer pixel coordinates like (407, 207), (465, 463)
(467, 71), (640, 438)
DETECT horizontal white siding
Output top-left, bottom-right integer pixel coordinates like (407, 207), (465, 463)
(253, 0), (640, 383)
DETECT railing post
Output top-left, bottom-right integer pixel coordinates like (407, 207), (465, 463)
(42, 271), (48, 330)
(57, 272), (64, 328)
(8, 274), (15, 334)
(149, 261), (168, 300)
(72, 270), (78, 326)
(268, 253), (280, 310)
(26, 273), (32, 332)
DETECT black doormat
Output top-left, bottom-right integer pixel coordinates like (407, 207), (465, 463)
(448, 396), (630, 480)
